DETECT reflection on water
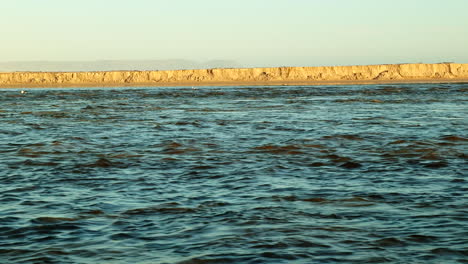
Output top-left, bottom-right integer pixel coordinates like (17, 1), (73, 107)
(1, 84), (467, 263)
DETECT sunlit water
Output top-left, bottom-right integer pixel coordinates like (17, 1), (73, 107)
(1, 84), (467, 264)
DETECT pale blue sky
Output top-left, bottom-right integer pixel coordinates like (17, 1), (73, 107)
(2, 0), (467, 67)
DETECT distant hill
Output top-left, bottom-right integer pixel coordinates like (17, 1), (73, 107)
(0, 60), (242, 72)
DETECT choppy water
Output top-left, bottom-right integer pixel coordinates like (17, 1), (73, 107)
(1, 84), (467, 264)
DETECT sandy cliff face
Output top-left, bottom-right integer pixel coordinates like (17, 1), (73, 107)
(0, 63), (467, 87)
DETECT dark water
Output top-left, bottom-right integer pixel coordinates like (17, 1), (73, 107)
(1, 84), (467, 264)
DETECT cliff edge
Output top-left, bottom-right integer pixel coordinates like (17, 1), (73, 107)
(1, 63), (467, 87)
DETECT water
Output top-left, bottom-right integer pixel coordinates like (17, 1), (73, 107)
(0, 84), (467, 263)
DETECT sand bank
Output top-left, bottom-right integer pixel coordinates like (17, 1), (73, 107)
(1, 63), (467, 88)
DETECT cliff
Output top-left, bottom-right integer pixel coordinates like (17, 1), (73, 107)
(1, 63), (467, 88)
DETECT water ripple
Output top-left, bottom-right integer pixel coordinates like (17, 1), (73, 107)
(0, 84), (467, 263)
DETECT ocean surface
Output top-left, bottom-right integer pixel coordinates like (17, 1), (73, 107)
(0, 84), (467, 264)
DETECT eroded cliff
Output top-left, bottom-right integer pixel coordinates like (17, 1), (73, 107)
(1, 63), (467, 87)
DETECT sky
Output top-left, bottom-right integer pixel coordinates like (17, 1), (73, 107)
(1, 0), (468, 67)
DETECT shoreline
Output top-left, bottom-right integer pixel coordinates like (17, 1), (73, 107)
(1, 63), (467, 88)
(1, 78), (468, 89)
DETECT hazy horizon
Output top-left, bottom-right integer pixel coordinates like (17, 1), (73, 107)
(0, 59), (243, 72)
(2, 0), (467, 70)
(0, 59), (462, 73)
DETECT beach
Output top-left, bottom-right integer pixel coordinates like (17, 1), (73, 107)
(1, 63), (467, 88)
